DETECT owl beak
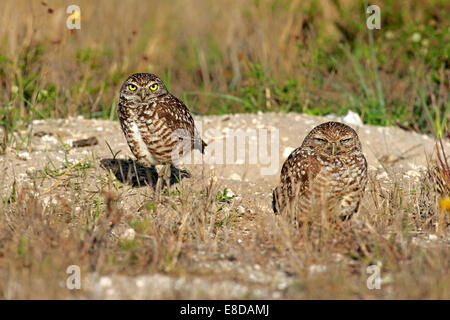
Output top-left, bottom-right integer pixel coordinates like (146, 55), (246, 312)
(140, 88), (147, 101)
(328, 142), (338, 156)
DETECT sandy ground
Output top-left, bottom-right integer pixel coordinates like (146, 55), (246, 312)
(2, 112), (447, 205)
(1, 112), (449, 298)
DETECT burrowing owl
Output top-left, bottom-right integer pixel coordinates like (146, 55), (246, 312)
(272, 121), (367, 220)
(117, 73), (206, 194)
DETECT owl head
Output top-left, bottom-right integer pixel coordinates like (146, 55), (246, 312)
(301, 121), (362, 157)
(120, 73), (168, 103)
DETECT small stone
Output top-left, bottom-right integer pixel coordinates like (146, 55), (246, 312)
(236, 205), (246, 214)
(136, 278), (145, 288)
(121, 228), (136, 241)
(229, 173), (241, 181)
(341, 110), (363, 126)
(99, 276), (112, 287)
(376, 172), (388, 180)
(283, 147), (295, 158)
(17, 152), (31, 160)
(41, 135), (59, 144)
(277, 282), (288, 290)
(405, 170), (420, 178)
(308, 264), (327, 275)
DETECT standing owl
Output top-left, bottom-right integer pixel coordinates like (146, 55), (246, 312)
(117, 73), (206, 194)
(272, 121), (368, 220)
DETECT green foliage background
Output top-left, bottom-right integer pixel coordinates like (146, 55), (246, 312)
(0, 0), (449, 138)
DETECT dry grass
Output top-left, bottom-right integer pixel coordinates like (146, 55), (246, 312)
(0, 152), (448, 299)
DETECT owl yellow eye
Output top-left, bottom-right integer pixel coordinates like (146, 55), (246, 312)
(341, 138), (352, 143)
(150, 83), (158, 91)
(315, 137), (327, 144)
(128, 84), (137, 91)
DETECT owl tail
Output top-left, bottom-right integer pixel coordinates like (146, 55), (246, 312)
(272, 187), (280, 214)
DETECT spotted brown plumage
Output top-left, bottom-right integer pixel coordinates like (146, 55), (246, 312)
(117, 73), (206, 193)
(273, 121), (368, 220)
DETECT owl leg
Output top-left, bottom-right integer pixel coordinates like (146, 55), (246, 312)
(155, 164), (171, 199)
(155, 164), (165, 199)
(163, 164), (171, 192)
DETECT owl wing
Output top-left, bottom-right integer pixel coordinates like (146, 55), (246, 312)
(273, 147), (322, 213)
(155, 94), (207, 153)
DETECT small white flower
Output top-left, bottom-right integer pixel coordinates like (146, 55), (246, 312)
(225, 189), (235, 198)
(411, 32), (421, 42)
(385, 31), (394, 39)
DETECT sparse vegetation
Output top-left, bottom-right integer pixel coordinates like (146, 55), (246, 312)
(0, 0), (449, 299)
(0, 155), (449, 299)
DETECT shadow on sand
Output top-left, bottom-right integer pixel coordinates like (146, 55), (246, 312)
(100, 158), (190, 188)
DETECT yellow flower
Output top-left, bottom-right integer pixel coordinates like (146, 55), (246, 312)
(439, 197), (450, 211)
(68, 10), (81, 21)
